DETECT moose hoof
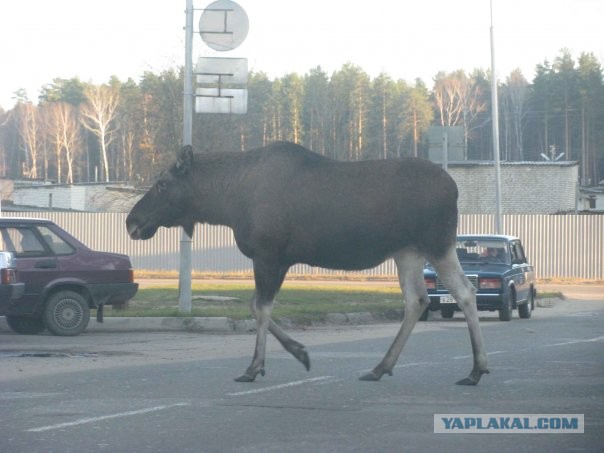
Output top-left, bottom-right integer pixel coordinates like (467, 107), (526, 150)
(298, 348), (311, 371)
(455, 376), (478, 386)
(285, 340), (311, 371)
(455, 368), (490, 386)
(359, 367), (393, 381)
(234, 368), (265, 383)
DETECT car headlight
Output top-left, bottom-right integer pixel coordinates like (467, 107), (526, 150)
(478, 277), (502, 289)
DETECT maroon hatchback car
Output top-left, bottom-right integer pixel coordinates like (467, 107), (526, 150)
(0, 217), (138, 336)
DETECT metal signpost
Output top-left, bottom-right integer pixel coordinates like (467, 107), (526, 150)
(179, 0), (248, 312)
(428, 126), (464, 171)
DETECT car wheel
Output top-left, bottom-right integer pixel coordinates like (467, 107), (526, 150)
(6, 315), (45, 335)
(441, 305), (455, 319)
(44, 290), (90, 336)
(518, 288), (534, 319)
(499, 290), (513, 321)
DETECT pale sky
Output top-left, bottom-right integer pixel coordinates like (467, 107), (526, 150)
(1, 0), (602, 109)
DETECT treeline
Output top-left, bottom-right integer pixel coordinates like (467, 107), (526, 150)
(0, 49), (602, 187)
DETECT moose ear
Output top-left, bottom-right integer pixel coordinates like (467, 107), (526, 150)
(175, 145), (193, 175)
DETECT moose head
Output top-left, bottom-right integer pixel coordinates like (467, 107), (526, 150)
(126, 145), (196, 240)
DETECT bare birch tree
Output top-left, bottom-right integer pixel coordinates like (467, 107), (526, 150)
(433, 71), (464, 127)
(58, 103), (80, 183)
(433, 70), (487, 159)
(42, 102), (81, 183)
(80, 84), (119, 182)
(16, 102), (40, 178)
(42, 103), (63, 182)
(505, 69), (529, 160)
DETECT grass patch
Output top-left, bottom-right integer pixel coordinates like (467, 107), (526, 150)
(108, 282), (404, 321)
(107, 280), (566, 321)
(538, 291), (564, 299)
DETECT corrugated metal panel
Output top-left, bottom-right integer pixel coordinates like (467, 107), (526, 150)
(3, 212), (602, 280)
(458, 214), (494, 234)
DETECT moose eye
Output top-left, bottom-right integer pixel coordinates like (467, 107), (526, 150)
(156, 180), (167, 193)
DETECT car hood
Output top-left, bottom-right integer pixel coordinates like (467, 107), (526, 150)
(425, 262), (508, 274)
(460, 262), (509, 273)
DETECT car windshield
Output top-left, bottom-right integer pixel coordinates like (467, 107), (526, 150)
(455, 238), (510, 264)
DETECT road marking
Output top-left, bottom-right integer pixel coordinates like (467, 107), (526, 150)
(394, 361), (440, 368)
(26, 402), (190, 433)
(0, 392), (61, 400)
(226, 376), (334, 396)
(548, 336), (604, 347)
(453, 350), (506, 360)
(569, 311), (599, 317)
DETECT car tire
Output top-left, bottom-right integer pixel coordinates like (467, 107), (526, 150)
(6, 315), (45, 335)
(441, 305), (455, 319)
(499, 290), (513, 321)
(44, 290), (90, 336)
(518, 288), (534, 319)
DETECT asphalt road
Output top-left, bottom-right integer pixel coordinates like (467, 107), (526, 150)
(1, 297), (603, 452)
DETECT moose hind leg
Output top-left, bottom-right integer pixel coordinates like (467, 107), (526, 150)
(432, 247), (490, 385)
(360, 250), (428, 381)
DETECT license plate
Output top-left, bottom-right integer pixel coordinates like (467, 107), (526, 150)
(440, 295), (457, 304)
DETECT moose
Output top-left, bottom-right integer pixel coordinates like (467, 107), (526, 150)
(126, 141), (489, 385)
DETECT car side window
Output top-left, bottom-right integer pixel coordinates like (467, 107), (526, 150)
(38, 226), (75, 255)
(4, 227), (47, 257)
(510, 241), (526, 264)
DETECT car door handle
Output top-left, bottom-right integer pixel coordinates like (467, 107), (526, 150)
(35, 260), (57, 269)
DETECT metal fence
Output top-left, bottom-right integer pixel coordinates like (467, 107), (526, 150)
(6, 212), (604, 280)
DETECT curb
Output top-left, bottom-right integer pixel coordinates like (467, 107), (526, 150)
(0, 316), (257, 334)
(87, 316), (258, 333)
(1, 312), (402, 334)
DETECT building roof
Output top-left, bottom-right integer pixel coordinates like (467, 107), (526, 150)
(446, 160), (579, 168)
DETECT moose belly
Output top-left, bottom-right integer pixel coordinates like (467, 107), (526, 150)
(289, 229), (397, 271)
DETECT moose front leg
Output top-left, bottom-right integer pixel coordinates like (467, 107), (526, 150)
(235, 260), (287, 382)
(244, 291), (310, 373)
(268, 319), (310, 371)
(235, 303), (271, 382)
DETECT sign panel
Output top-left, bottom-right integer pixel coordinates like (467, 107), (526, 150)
(199, 0), (249, 51)
(195, 57), (248, 85)
(194, 57), (248, 114)
(428, 126), (465, 162)
(195, 88), (247, 114)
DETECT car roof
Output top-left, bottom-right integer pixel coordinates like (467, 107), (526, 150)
(0, 217), (54, 225)
(457, 234), (520, 242)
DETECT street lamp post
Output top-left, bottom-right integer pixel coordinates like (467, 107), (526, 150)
(490, 0), (503, 234)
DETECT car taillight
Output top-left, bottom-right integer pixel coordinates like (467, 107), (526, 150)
(479, 278), (502, 289)
(128, 269), (134, 283)
(424, 277), (436, 290)
(1, 268), (17, 285)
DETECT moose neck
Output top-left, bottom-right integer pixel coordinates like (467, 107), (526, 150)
(188, 153), (246, 228)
